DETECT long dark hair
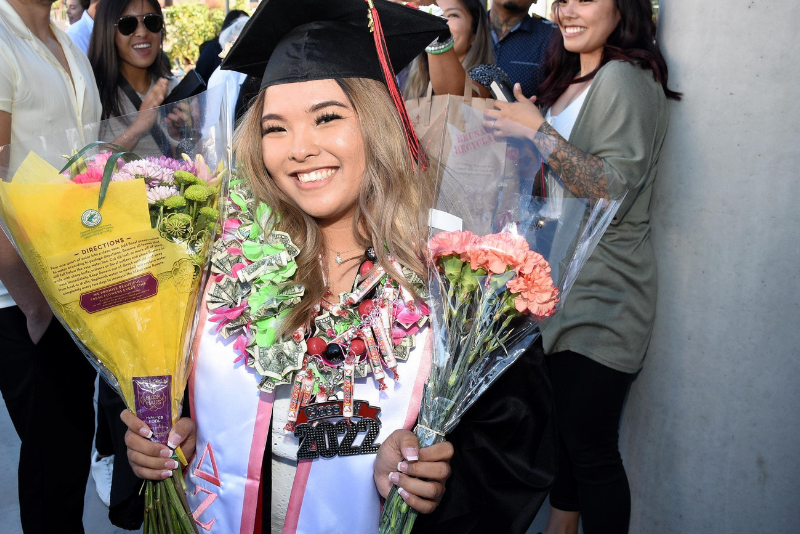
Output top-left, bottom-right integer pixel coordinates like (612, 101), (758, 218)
(537, 0), (680, 109)
(88, 0), (171, 119)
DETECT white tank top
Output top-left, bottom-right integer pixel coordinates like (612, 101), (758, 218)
(545, 84), (591, 140)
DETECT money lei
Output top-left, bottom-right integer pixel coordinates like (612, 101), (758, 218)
(206, 178), (430, 403)
(207, 178), (305, 393)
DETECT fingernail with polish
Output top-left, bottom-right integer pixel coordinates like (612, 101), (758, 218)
(404, 447), (418, 461)
(160, 448), (171, 458)
(398, 461), (408, 473)
(398, 487), (410, 499)
(388, 472), (400, 484)
(161, 471), (172, 479)
(167, 460), (179, 470)
(139, 427), (153, 438)
(167, 434), (182, 449)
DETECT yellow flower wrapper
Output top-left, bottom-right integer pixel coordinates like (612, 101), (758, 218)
(0, 156), (214, 435)
(0, 88), (233, 534)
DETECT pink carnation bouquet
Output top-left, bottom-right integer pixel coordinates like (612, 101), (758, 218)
(380, 227), (563, 532)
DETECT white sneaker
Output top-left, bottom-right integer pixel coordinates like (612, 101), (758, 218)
(90, 450), (114, 507)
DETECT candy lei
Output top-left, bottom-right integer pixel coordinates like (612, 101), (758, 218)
(206, 180), (429, 428)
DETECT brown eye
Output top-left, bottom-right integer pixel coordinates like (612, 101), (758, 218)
(262, 125), (285, 136)
(316, 112), (343, 125)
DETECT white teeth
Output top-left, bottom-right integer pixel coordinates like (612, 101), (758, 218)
(133, 43), (151, 49)
(565, 27), (585, 35)
(297, 168), (336, 183)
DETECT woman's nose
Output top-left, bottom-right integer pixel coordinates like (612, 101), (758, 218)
(288, 127), (321, 162)
(560, 1), (578, 19)
(134, 20), (148, 38)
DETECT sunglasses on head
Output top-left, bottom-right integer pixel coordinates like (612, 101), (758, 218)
(115, 14), (163, 36)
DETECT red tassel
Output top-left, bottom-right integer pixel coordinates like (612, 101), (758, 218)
(366, 2), (428, 170)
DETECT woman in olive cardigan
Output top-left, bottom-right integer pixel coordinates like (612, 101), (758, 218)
(485, 0), (680, 532)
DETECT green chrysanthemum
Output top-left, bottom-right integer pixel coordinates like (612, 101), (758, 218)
(199, 207), (220, 220)
(163, 195), (187, 209)
(173, 170), (201, 186)
(162, 213), (192, 237)
(184, 184), (214, 202)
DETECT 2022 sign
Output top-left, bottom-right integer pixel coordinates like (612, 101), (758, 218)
(294, 399), (382, 460)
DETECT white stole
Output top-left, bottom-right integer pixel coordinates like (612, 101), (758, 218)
(186, 306), (432, 534)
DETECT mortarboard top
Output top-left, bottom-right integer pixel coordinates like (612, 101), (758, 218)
(220, 0), (448, 91)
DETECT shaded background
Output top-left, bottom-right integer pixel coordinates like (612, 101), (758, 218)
(616, 0), (800, 532)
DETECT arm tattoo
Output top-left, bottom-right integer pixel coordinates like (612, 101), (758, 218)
(532, 122), (609, 199)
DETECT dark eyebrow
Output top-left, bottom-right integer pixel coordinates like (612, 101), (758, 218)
(308, 100), (350, 113)
(261, 113), (285, 124)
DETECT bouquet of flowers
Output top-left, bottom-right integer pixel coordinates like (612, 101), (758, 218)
(0, 88), (233, 534)
(379, 102), (622, 532)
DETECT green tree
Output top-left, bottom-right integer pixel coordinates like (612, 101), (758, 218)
(163, 0), (250, 67)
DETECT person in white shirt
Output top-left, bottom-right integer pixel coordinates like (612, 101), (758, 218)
(65, 0), (98, 54)
(0, 0), (101, 531)
(66, 0), (88, 25)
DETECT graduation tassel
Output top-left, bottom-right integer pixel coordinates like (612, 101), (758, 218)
(365, 0), (428, 170)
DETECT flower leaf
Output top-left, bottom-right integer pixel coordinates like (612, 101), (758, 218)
(58, 141), (128, 174)
(98, 151), (141, 209)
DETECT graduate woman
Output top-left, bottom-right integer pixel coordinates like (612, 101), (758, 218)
(122, 1), (557, 532)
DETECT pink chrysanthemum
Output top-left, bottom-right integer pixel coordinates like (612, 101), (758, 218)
(146, 155), (197, 176)
(146, 185), (179, 205)
(114, 159), (174, 186)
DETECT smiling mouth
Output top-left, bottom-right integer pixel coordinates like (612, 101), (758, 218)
(295, 168), (337, 183)
(132, 43), (152, 50)
(564, 26), (587, 35)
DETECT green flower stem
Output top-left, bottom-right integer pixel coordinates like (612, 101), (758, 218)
(143, 485), (150, 533)
(155, 482), (168, 534)
(143, 475), (197, 534)
(168, 470), (198, 534)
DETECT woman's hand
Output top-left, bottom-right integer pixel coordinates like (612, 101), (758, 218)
(483, 83), (546, 140)
(121, 409), (197, 480)
(140, 77), (170, 110)
(165, 101), (194, 138)
(132, 78), (170, 135)
(374, 429), (454, 514)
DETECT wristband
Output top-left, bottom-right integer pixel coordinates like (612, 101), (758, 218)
(426, 35), (454, 55)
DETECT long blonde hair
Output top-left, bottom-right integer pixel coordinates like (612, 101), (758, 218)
(234, 78), (434, 336)
(402, 0), (495, 99)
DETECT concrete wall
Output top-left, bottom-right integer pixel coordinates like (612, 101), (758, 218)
(619, 1), (800, 532)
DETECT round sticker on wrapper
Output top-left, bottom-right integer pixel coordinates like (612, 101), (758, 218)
(81, 209), (102, 227)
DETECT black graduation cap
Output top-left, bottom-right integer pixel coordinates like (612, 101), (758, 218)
(220, 0), (448, 90)
(220, 0), (449, 166)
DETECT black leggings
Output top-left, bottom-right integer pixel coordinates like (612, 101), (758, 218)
(546, 350), (633, 534)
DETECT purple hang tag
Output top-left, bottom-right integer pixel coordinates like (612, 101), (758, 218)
(133, 375), (173, 445)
